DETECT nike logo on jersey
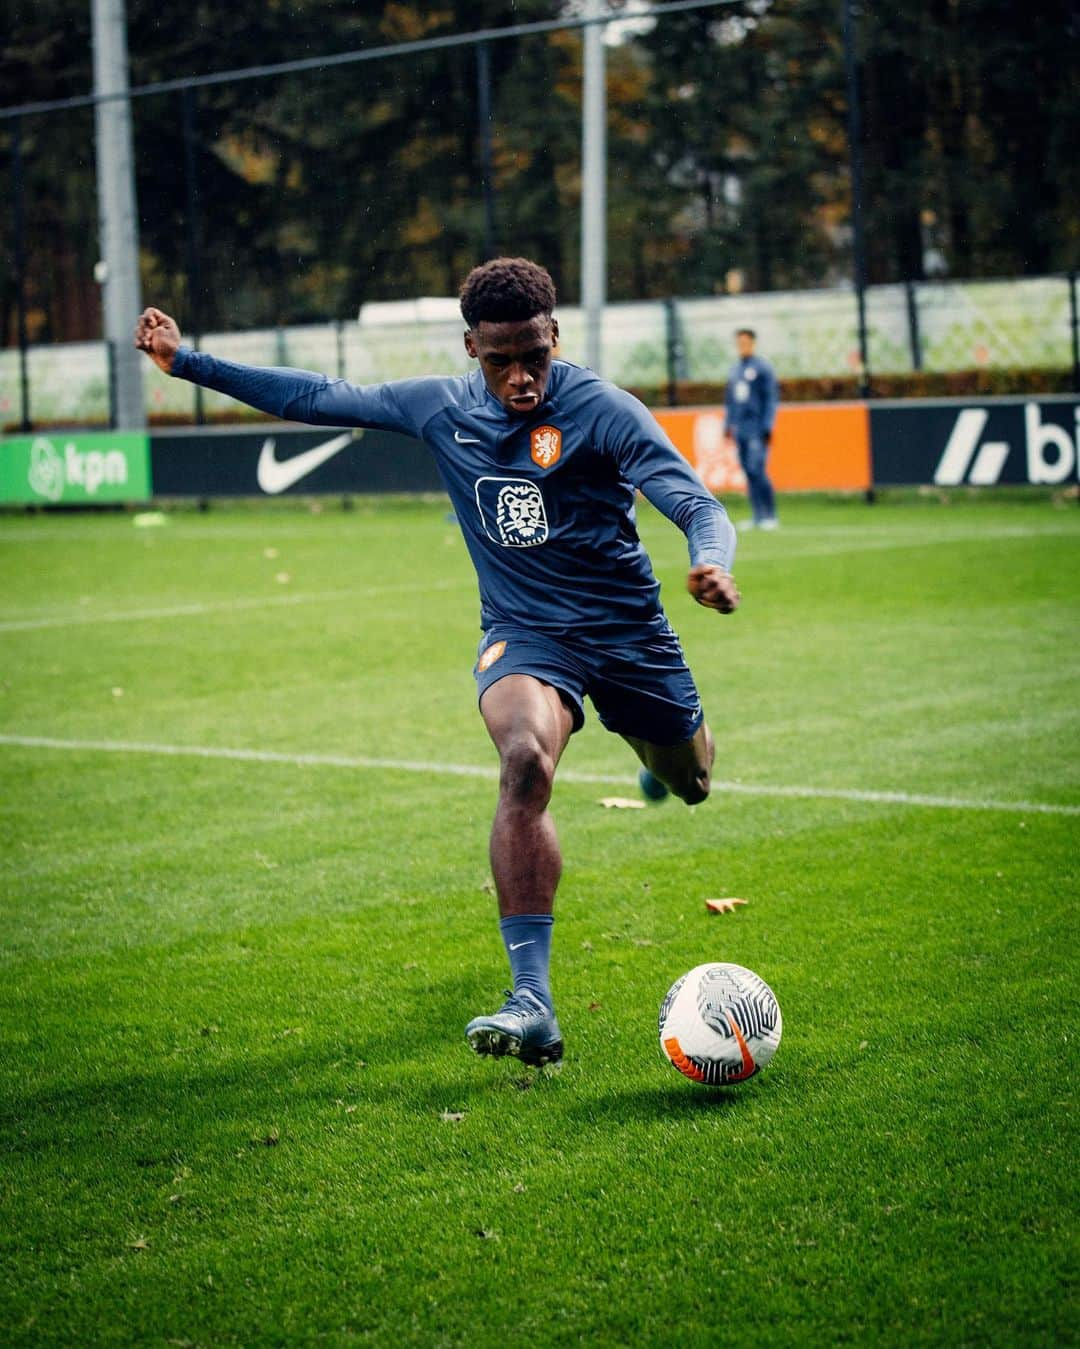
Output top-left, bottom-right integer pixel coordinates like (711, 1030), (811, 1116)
(508, 940), (536, 952)
(256, 431), (357, 494)
(454, 431), (482, 444)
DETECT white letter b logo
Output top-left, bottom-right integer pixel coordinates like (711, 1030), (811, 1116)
(1025, 403), (1076, 484)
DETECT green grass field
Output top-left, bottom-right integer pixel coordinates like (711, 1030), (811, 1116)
(1, 492), (1077, 1346)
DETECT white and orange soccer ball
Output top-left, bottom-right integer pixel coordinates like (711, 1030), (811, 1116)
(659, 962), (782, 1085)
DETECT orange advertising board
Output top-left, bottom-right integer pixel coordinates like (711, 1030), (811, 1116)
(653, 402), (871, 493)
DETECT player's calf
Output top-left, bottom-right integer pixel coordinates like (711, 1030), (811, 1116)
(630, 723), (714, 807)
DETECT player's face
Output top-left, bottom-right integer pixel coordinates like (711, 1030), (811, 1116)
(465, 315), (559, 416)
(735, 333), (755, 360)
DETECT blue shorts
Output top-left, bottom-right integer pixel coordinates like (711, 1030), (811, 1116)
(473, 624), (704, 747)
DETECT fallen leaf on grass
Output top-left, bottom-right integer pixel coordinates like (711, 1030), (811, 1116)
(588, 1002), (602, 1012)
(512, 1183), (526, 1194)
(129, 1237), (151, 1251)
(439, 1110), (465, 1123)
(598, 797), (647, 809)
(475, 1228), (498, 1240)
(705, 897), (748, 915)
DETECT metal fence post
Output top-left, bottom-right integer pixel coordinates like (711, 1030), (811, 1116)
(181, 86), (204, 425)
(905, 279), (922, 371)
(336, 319), (346, 379)
(1069, 271), (1079, 395)
(476, 41), (497, 260)
(663, 297), (682, 407)
(842, 0), (870, 398)
(106, 339), (117, 429)
(12, 116), (32, 431)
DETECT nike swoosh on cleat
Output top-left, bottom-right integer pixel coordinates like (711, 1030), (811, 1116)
(454, 431), (482, 444)
(508, 940), (536, 951)
(256, 431), (357, 494)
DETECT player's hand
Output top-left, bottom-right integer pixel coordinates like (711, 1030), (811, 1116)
(687, 564), (740, 614)
(134, 307), (181, 374)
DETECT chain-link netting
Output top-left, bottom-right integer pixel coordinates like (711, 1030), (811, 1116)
(3, 274), (1076, 426)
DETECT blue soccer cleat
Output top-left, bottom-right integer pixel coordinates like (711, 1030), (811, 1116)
(466, 990), (564, 1066)
(639, 766), (670, 802)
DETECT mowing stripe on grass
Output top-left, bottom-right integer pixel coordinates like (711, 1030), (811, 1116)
(0, 577), (470, 633)
(1, 732), (1076, 816)
(3, 524), (1075, 631)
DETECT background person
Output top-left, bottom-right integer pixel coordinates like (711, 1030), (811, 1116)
(724, 328), (780, 530)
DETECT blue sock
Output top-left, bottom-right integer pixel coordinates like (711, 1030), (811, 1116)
(500, 914), (554, 1010)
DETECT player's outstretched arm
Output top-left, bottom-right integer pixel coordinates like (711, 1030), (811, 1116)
(132, 308), (421, 434)
(134, 307), (181, 373)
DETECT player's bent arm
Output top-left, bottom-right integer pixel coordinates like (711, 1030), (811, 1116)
(170, 346), (419, 435)
(600, 387), (737, 575)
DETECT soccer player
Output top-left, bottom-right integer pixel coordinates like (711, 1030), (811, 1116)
(135, 258), (739, 1068)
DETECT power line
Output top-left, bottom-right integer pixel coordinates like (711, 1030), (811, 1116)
(1, 0), (740, 122)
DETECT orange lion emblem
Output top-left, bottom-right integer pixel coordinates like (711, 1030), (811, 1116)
(530, 425), (562, 469)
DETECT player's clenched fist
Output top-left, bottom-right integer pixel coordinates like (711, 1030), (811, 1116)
(687, 563), (740, 614)
(134, 307), (181, 374)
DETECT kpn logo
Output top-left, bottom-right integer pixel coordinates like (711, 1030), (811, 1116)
(935, 404), (1080, 486)
(1, 432), (149, 505)
(28, 437), (129, 501)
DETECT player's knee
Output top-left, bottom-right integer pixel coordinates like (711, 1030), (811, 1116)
(498, 734), (555, 811)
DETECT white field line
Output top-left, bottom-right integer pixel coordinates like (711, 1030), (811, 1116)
(0, 578), (470, 633)
(1, 733), (1076, 817)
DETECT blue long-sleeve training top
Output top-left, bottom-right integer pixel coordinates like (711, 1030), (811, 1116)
(724, 354), (779, 438)
(172, 349), (736, 641)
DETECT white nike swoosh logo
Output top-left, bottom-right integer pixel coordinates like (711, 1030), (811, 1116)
(256, 431), (359, 494)
(454, 431), (481, 445)
(508, 940), (536, 952)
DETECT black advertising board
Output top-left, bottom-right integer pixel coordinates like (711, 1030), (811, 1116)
(869, 396), (1080, 487)
(150, 425), (444, 497)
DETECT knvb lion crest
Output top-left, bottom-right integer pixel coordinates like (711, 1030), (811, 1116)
(474, 476), (549, 548)
(530, 425), (562, 469)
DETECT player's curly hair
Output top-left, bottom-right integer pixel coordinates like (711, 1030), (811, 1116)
(459, 257), (557, 329)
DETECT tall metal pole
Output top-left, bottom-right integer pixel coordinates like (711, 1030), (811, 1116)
(581, 0), (607, 374)
(476, 42), (497, 261)
(842, 0), (870, 397)
(12, 117), (32, 432)
(92, 0), (145, 429)
(1069, 271), (1079, 395)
